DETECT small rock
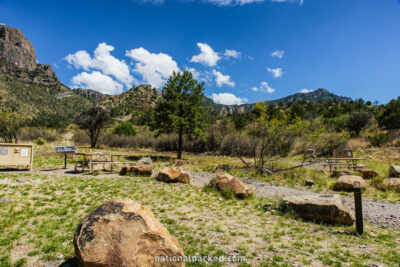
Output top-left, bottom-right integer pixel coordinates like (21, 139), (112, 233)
(215, 164), (231, 171)
(16, 178), (26, 183)
(0, 197), (10, 203)
(383, 178), (400, 190)
(43, 260), (64, 267)
(263, 203), (272, 211)
(137, 157), (152, 166)
(360, 169), (378, 179)
(389, 165), (400, 177)
(218, 197), (223, 201)
(57, 253), (64, 260)
(305, 179), (314, 186)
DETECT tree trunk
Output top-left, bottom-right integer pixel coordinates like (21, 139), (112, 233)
(177, 127), (183, 159)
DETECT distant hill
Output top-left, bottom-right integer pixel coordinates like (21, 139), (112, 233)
(268, 88), (352, 105)
(204, 88), (352, 114)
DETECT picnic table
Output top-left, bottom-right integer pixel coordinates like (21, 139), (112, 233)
(74, 153), (126, 172)
(323, 157), (366, 172)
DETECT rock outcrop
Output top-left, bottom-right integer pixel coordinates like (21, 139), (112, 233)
(0, 25), (36, 71)
(156, 168), (190, 184)
(209, 173), (253, 199)
(74, 199), (184, 267)
(335, 175), (366, 191)
(282, 194), (355, 225)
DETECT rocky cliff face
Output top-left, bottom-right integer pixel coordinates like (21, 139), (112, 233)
(0, 25), (62, 88)
(0, 25), (36, 71)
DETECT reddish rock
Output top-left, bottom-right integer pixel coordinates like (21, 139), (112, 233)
(120, 165), (152, 176)
(74, 199), (184, 267)
(209, 173), (253, 199)
(156, 168), (190, 184)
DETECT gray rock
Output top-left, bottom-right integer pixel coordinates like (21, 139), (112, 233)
(389, 165), (400, 178)
(137, 157), (152, 166)
(16, 178), (26, 183)
(282, 194), (355, 225)
(0, 197), (10, 203)
(43, 260), (64, 267)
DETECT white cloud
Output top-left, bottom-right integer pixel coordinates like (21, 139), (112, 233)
(133, 0), (304, 6)
(185, 67), (212, 83)
(266, 67), (283, 78)
(300, 88), (313, 93)
(212, 93), (247, 105)
(126, 47), (180, 88)
(224, 49), (241, 59)
(190, 43), (221, 67)
(71, 71), (124, 95)
(213, 70), (235, 87)
(271, 0), (303, 5)
(270, 50), (285, 59)
(65, 43), (134, 88)
(252, 81), (275, 93)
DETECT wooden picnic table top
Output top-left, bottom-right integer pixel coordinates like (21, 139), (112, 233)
(75, 153), (125, 156)
(326, 158), (363, 161)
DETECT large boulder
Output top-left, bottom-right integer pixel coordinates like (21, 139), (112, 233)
(156, 168), (190, 184)
(383, 178), (400, 191)
(209, 173), (253, 199)
(74, 199), (184, 267)
(335, 175), (366, 191)
(359, 169), (378, 179)
(282, 194), (355, 225)
(120, 165), (152, 176)
(389, 165), (400, 178)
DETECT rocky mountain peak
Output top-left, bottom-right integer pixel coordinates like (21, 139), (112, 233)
(0, 25), (36, 71)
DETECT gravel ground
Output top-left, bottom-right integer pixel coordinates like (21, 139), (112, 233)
(187, 171), (400, 230)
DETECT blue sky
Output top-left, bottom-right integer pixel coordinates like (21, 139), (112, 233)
(1, 0), (400, 104)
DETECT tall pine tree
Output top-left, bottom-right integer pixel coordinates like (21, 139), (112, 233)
(152, 71), (208, 159)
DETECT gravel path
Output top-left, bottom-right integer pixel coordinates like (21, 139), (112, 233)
(187, 171), (400, 230)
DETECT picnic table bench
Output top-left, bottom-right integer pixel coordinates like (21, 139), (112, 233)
(323, 157), (366, 172)
(74, 153), (128, 172)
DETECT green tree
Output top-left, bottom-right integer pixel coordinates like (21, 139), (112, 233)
(74, 106), (110, 148)
(113, 121), (137, 136)
(377, 97), (400, 130)
(245, 103), (305, 174)
(346, 111), (371, 136)
(0, 112), (27, 143)
(152, 71), (208, 159)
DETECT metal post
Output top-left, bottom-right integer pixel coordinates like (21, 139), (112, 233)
(64, 153), (67, 169)
(353, 181), (363, 235)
